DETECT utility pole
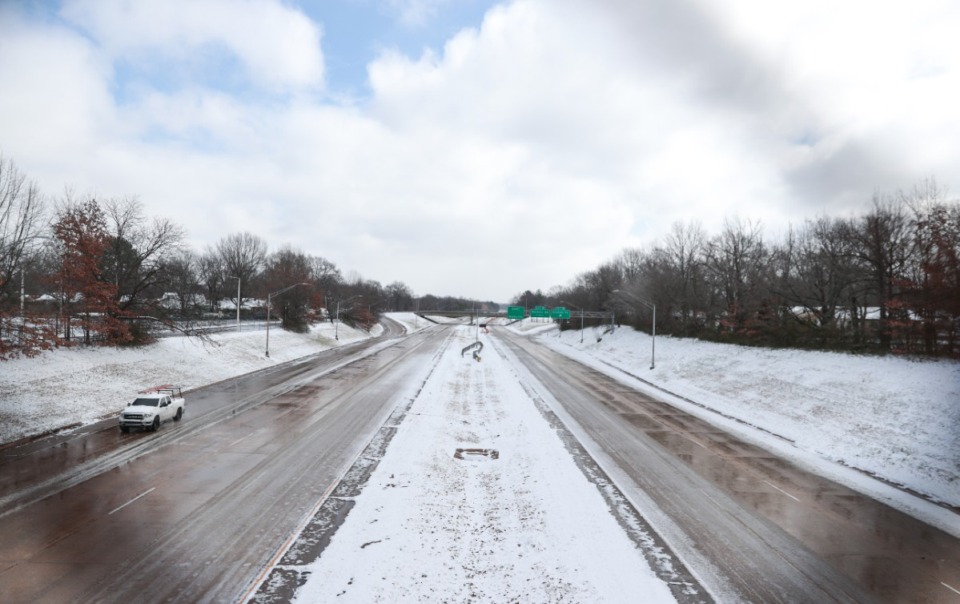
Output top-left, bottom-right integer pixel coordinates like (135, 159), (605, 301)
(230, 276), (241, 331)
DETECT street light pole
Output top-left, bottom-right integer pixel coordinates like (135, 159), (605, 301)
(335, 295), (361, 341)
(266, 282), (309, 357)
(613, 289), (656, 369)
(229, 276), (241, 331)
(18, 269), (25, 345)
(650, 304), (656, 369)
(562, 301), (585, 344)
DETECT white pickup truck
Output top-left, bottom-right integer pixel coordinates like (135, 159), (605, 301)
(118, 385), (185, 433)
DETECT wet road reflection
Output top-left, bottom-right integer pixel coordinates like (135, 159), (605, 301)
(0, 321), (451, 603)
(0, 325), (402, 512)
(497, 329), (960, 603)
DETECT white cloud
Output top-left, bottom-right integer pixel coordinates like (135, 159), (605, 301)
(0, 9), (116, 165)
(690, 0), (960, 204)
(60, 0), (325, 91)
(2, 0), (960, 302)
(384, 0), (454, 27)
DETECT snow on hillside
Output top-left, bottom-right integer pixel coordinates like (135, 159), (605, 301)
(0, 319), (387, 445)
(533, 321), (960, 533)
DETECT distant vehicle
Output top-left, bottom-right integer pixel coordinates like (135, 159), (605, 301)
(118, 385), (185, 433)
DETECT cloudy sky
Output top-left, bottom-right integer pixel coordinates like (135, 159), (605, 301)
(2, 0), (959, 302)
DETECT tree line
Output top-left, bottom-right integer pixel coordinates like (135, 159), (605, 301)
(513, 180), (960, 357)
(0, 156), (494, 359)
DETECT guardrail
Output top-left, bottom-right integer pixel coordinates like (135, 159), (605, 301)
(461, 341), (483, 360)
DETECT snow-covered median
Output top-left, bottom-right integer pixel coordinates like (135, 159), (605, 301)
(284, 325), (683, 603)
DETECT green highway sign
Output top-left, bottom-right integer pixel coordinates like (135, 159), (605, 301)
(530, 306), (549, 318)
(507, 306), (525, 320)
(551, 307), (571, 320)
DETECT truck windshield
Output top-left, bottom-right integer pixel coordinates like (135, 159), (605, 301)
(132, 398), (160, 407)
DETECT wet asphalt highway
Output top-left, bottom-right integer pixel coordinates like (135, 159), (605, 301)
(2, 320), (958, 603)
(0, 319), (408, 516)
(493, 328), (960, 603)
(0, 319), (451, 603)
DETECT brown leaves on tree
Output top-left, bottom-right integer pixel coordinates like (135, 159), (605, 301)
(53, 199), (132, 346)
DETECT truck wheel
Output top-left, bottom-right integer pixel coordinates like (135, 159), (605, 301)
(120, 426), (129, 433)
(152, 417), (160, 432)
(174, 408), (183, 422)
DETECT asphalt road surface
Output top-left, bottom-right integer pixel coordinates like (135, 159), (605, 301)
(1, 321), (958, 603)
(0, 318), (445, 603)
(492, 328), (960, 603)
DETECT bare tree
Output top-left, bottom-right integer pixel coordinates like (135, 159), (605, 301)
(0, 158), (50, 356)
(164, 250), (202, 317)
(521, 183), (957, 356)
(850, 194), (914, 351)
(616, 248), (647, 284)
(337, 275), (385, 329)
(0, 156), (46, 304)
(263, 246), (313, 331)
(385, 281), (414, 311)
(653, 221), (708, 333)
(704, 217), (769, 331)
(509, 289), (547, 309)
(776, 216), (859, 332)
(216, 232), (267, 302)
(309, 255), (342, 302)
(100, 196), (185, 314)
(900, 180), (959, 355)
(198, 248), (228, 313)
(578, 260), (624, 310)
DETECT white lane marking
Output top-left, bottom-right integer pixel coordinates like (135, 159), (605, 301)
(108, 488), (156, 515)
(943, 582), (960, 596)
(229, 432), (255, 448)
(763, 480), (800, 502)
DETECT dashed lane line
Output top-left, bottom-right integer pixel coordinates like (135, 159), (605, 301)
(763, 480), (800, 502)
(108, 488), (156, 516)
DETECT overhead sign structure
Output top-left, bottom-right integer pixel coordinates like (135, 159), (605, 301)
(507, 306), (525, 320)
(530, 306), (549, 318)
(551, 307), (571, 320)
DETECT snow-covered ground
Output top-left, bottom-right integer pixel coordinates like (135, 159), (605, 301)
(0, 318), (393, 445)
